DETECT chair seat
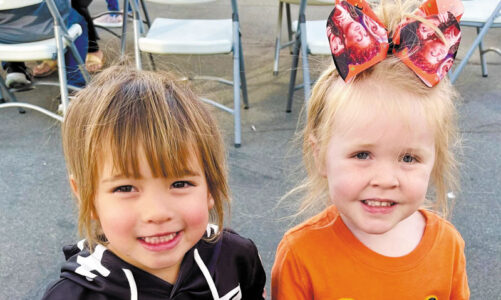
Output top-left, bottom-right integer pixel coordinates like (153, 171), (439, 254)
(0, 24), (82, 61)
(292, 20), (330, 55)
(139, 18), (233, 54)
(461, 0), (501, 25)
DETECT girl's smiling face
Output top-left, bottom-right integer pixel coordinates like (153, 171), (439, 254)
(93, 147), (213, 283)
(320, 101), (435, 238)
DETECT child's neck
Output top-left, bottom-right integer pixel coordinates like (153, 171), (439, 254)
(344, 211), (426, 257)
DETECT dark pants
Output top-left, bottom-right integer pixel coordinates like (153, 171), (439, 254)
(71, 0), (99, 53)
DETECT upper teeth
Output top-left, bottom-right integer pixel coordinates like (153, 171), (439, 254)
(365, 200), (393, 207)
(143, 233), (176, 244)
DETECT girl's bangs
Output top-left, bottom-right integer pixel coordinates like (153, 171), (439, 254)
(94, 87), (199, 179)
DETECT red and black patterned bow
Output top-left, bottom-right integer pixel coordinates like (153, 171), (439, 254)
(327, 0), (463, 87)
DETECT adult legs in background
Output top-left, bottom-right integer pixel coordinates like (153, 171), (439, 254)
(94, 0), (124, 28)
(66, 8), (88, 87)
(2, 8), (87, 89)
(71, 0), (104, 73)
(1, 62), (32, 88)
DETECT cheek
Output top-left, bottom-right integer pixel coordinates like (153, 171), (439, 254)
(406, 169), (432, 200)
(326, 163), (362, 199)
(96, 201), (137, 238)
(180, 199), (210, 228)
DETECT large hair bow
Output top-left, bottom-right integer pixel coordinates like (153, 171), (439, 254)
(327, 0), (463, 87)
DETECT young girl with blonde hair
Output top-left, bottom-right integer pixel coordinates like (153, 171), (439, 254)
(272, 0), (469, 299)
(42, 66), (266, 299)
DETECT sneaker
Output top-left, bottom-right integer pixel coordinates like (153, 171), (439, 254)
(5, 64), (32, 88)
(93, 14), (123, 28)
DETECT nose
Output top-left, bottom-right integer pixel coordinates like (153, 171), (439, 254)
(141, 192), (174, 224)
(369, 161), (399, 189)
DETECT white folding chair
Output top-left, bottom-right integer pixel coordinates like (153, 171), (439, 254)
(0, 0), (90, 121)
(450, 0), (501, 83)
(285, 0), (332, 112)
(129, 0), (248, 147)
(273, 0), (332, 76)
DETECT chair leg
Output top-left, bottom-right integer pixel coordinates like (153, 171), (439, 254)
(233, 21), (242, 148)
(273, 1), (284, 76)
(286, 3), (293, 53)
(299, 20), (311, 103)
(121, 0), (129, 55)
(239, 33), (249, 109)
(477, 27), (488, 77)
(54, 24), (70, 114)
(131, 0), (143, 69)
(286, 32), (301, 113)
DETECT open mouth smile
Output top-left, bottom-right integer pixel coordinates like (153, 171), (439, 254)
(138, 232), (178, 244)
(361, 199), (396, 207)
(137, 232), (182, 251)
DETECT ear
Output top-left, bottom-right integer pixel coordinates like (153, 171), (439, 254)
(70, 175), (98, 220)
(309, 134), (327, 177)
(207, 193), (215, 210)
(69, 175), (80, 200)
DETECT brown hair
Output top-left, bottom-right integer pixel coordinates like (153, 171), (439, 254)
(62, 65), (229, 249)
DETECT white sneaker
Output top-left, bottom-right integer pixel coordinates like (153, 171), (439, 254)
(93, 14), (123, 28)
(6, 72), (31, 88)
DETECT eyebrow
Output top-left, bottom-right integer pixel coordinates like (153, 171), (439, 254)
(350, 143), (429, 153)
(100, 169), (202, 184)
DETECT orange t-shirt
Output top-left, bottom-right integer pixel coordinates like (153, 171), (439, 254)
(272, 206), (469, 300)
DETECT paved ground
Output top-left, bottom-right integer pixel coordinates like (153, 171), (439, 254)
(1, 1), (500, 299)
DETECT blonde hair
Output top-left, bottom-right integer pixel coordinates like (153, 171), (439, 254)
(296, 0), (460, 219)
(62, 66), (229, 249)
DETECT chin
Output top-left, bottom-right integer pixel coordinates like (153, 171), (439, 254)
(358, 221), (397, 235)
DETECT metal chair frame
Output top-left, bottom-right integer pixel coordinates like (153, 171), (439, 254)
(450, 0), (501, 83)
(273, 0), (331, 76)
(0, 0), (90, 121)
(129, 0), (248, 147)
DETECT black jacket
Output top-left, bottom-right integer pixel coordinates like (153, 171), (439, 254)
(42, 227), (266, 299)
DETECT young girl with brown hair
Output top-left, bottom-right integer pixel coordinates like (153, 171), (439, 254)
(42, 66), (266, 299)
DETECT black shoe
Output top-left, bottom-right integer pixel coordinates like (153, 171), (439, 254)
(5, 64), (33, 88)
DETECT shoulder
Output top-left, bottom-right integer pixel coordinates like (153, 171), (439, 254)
(281, 206), (338, 248)
(208, 229), (266, 299)
(422, 209), (466, 252)
(42, 278), (107, 300)
(220, 228), (259, 252)
(423, 210), (465, 241)
(217, 229), (264, 271)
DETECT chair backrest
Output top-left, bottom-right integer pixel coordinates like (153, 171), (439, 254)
(145, 0), (217, 4)
(280, 0), (332, 5)
(0, 0), (43, 10)
(461, 0), (501, 24)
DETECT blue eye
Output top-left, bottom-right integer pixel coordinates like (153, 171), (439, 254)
(113, 185), (134, 193)
(402, 154), (416, 163)
(355, 152), (370, 160)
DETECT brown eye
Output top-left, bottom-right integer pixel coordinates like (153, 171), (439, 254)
(114, 185), (134, 193)
(172, 181), (193, 189)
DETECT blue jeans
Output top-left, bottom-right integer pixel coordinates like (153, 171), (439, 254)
(107, 0), (119, 12)
(1, 8), (88, 87)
